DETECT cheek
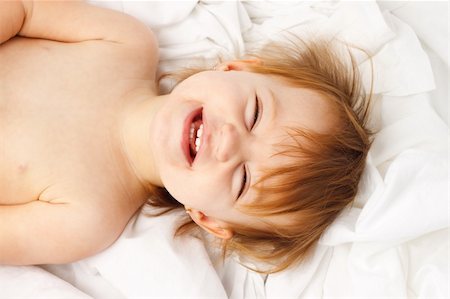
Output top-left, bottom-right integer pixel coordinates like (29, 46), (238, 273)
(161, 168), (228, 210)
(160, 168), (188, 201)
(161, 168), (207, 201)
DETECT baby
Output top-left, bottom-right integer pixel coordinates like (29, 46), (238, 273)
(0, 1), (371, 273)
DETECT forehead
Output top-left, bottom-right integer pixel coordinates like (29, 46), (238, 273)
(262, 75), (335, 133)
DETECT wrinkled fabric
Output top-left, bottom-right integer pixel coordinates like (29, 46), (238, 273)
(1, 1), (447, 298)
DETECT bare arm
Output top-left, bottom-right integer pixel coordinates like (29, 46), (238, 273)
(1, 0), (157, 46)
(0, 1), (26, 44)
(0, 201), (123, 265)
(0, 0), (159, 80)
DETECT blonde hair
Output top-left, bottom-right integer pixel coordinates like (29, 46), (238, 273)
(149, 37), (373, 274)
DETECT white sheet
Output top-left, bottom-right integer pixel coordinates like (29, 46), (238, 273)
(1, 1), (448, 298)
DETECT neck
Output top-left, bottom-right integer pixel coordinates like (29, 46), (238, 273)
(118, 88), (167, 190)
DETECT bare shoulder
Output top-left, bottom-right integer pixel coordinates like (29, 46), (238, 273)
(93, 13), (160, 81)
(108, 29), (159, 81)
(18, 1), (160, 80)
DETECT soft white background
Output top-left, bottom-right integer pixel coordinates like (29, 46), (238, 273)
(1, 1), (448, 298)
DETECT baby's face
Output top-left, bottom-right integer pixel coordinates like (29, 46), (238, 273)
(150, 70), (333, 227)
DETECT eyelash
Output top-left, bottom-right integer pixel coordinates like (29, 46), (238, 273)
(250, 95), (260, 130)
(237, 164), (247, 200)
(237, 96), (260, 200)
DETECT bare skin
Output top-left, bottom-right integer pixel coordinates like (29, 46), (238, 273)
(0, 1), (336, 266)
(0, 1), (160, 265)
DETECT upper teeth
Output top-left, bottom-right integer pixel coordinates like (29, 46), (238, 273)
(190, 123), (203, 152)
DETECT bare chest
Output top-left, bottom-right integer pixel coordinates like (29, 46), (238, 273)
(0, 38), (143, 206)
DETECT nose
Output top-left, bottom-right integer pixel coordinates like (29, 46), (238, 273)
(215, 123), (241, 162)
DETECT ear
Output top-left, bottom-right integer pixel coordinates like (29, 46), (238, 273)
(187, 209), (233, 240)
(215, 59), (262, 71)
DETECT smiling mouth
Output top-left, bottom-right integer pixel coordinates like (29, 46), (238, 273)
(189, 110), (203, 161)
(183, 107), (204, 165)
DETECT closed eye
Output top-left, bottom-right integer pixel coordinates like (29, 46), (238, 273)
(237, 164), (249, 200)
(250, 95), (261, 130)
(237, 95), (260, 201)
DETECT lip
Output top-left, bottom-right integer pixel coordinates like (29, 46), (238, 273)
(182, 107), (203, 166)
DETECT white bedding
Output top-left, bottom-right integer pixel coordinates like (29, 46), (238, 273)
(1, 1), (448, 298)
